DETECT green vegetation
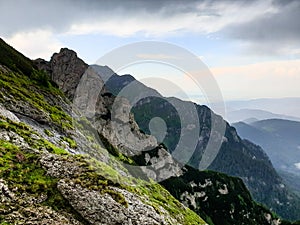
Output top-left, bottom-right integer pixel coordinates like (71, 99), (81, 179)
(0, 115), (206, 224)
(101, 189), (128, 207)
(30, 69), (51, 87)
(0, 139), (88, 224)
(132, 92), (300, 221)
(0, 117), (69, 156)
(0, 38), (34, 76)
(74, 154), (205, 224)
(0, 38), (72, 131)
(0, 140), (55, 193)
(0, 38), (208, 224)
(0, 70), (73, 131)
(44, 129), (54, 137)
(3, 37), (296, 224)
(0, 38), (54, 89)
(0, 117), (36, 144)
(126, 180), (206, 225)
(61, 136), (77, 149)
(160, 167), (286, 225)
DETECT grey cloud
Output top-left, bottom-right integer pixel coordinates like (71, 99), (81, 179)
(223, 0), (300, 54)
(0, 0), (201, 36)
(2, 0), (300, 56)
(0, 0), (79, 36)
(0, 0), (252, 37)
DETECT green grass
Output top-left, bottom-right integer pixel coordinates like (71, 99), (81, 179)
(0, 108), (206, 224)
(44, 129), (54, 137)
(0, 139), (88, 224)
(0, 70), (73, 131)
(61, 136), (77, 149)
(40, 138), (70, 155)
(0, 38), (34, 76)
(0, 140), (56, 193)
(125, 180), (206, 225)
(101, 189), (128, 207)
(0, 118), (35, 144)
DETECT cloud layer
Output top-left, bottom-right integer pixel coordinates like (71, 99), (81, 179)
(1, 1), (299, 39)
(1, 0), (300, 58)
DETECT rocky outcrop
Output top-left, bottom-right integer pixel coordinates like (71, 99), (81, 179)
(72, 66), (158, 157)
(58, 180), (176, 225)
(35, 48), (88, 100)
(33, 58), (52, 75)
(50, 48), (88, 99)
(0, 104), (204, 225)
(0, 104), (20, 123)
(45, 48), (300, 220)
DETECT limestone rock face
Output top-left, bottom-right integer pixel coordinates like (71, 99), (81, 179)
(72, 66), (158, 157)
(34, 48), (88, 100)
(73, 66), (111, 118)
(0, 123), (182, 225)
(58, 180), (173, 225)
(50, 48), (88, 99)
(3, 205), (83, 225)
(0, 105), (20, 123)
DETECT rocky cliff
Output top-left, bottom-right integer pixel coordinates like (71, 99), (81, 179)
(0, 38), (299, 225)
(103, 69), (300, 221)
(0, 39), (206, 225)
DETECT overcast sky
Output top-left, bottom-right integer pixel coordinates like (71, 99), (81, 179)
(1, 0), (300, 102)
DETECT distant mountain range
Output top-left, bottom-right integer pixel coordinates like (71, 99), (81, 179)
(233, 119), (300, 195)
(225, 98), (300, 118)
(226, 108), (300, 124)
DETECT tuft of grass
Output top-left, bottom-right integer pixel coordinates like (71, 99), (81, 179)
(61, 136), (77, 149)
(39, 139), (69, 155)
(0, 140), (56, 194)
(101, 189), (128, 207)
(44, 129), (54, 137)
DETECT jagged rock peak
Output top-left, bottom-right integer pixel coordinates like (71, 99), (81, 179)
(34, 48), (88, 100)
(35, 48), (80, 65)
(50, 48), (88, 100)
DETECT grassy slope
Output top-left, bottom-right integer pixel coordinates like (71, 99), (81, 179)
(0, 114), (206, 224)
(0, 39), (206, 224)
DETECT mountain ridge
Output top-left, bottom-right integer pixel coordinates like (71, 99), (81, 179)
(95, 62), (300, 220)
(233, 119), (300, 197)
(226, 108), (300, 124)
(0, 39), (299, 224)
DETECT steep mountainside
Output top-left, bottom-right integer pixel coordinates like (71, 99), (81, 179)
(233, 119), (300, 195)
(278, 170), (300, 197)
(233, 119), (300, 174)
(97, 67), (300, 221)
(1, 38), (299, 224)
(0, 39), (206, 225)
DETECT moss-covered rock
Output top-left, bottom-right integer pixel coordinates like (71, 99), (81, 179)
(0, 113), (206, 225)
